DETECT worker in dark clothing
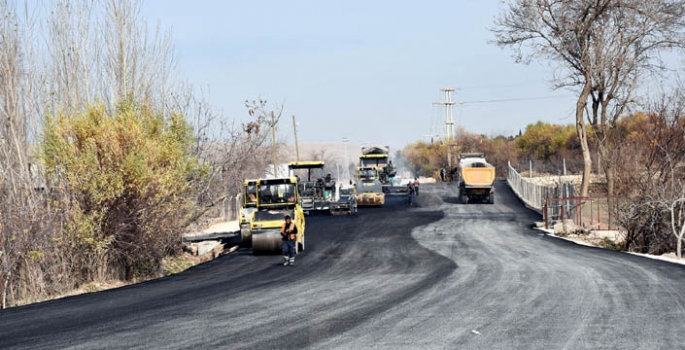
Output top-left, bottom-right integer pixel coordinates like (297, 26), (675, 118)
(407, 182), (415, 206)
(440, 168), (447, 182)
(450, 167), (458, 182)
(281, 215), (298, 266)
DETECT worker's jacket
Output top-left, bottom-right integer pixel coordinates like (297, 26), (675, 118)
(281, 222), (298, 241)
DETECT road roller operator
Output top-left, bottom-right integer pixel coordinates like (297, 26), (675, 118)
(281, 215), (298, 266)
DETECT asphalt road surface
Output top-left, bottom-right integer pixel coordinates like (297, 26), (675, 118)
(2, 182), (685, 349)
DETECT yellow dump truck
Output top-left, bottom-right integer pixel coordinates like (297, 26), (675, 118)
(458, 153), (496, 204)
(248, 177), (306, 254)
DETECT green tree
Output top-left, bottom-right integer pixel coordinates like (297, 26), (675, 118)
(517, 122), (576, 161)
(41, 101), (207, 280)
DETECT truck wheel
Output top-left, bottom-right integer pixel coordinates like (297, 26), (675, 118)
(488, 193), (495, 204)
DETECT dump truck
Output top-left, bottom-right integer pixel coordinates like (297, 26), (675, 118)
(359, 145), (407, 195)
(287, 161), (332, 214)
(457, 153), (496, 204)
(239, 179), (258, 246)
(355, 166), (385, 207)
(249, 177), (306, 254)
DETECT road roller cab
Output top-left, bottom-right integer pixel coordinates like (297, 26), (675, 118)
(250, 177), (306, 254)
(239, 179), (258, 246)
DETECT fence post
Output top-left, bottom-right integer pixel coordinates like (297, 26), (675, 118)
(544, 200), (549, 229)
(235, 194), (242, 221)
(563, 158), (566, 176)
(529, 160), (533, 178)
(608, 197), (612, 230)
(597, 198), (601, 228)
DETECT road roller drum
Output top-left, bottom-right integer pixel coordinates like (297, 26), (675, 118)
(251, 229), (282, 254)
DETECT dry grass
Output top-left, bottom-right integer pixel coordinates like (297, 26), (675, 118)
(10, 252), (202, 308)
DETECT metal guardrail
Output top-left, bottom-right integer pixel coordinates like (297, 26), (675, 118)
(506, 161), (574, 214)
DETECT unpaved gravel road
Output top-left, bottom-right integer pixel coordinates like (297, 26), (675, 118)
(1, 181), (685, 349)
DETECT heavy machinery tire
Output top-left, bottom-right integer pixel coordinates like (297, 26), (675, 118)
(297, 236), (305, 252)
(240, 227), (252, 248)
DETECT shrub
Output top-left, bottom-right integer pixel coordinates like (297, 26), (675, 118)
(41, 101), (207, 280)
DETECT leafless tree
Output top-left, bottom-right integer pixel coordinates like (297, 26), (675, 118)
(616, 90), (685, 255)
(190, 97), (284, 218)
(666, 197), (685, 258)
(45, 0), (174, 114)
(0, 0), (58, 309)
(493, 0), (685, 196)
(0, 0), (189, 307)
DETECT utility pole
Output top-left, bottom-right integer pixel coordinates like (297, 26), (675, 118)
(342, 137), (350, 181)
(292, 115), (300, 163)
(271, 112), (278, 178)
(433, 88), (457, 168)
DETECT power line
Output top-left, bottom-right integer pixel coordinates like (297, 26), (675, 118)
(459, 81), (542, 90)
(462, 95), (573, 104)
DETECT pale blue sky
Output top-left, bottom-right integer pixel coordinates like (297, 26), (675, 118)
(141, 0), (578, 149)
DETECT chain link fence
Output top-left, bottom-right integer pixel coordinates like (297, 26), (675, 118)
(506, 161), (574, 214)
(544, 197), (621, 231)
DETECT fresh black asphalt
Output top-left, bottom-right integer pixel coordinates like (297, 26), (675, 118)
(2, 182), (685, 349)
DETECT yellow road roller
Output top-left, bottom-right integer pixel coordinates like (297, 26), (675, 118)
(354, 166), (385, 207)
(250, 177), (306, 254)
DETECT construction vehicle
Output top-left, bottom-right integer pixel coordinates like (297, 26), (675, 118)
(249, 177), (306, 254)
(318, 173), (337, 203)
(239, 179), (258, 246)
(359, 145), (407, 195)
(355, 166), (385, 207)
(287, 161), (332, 214)
(457, 153), (496, 204)
(330, 184), (357, 215)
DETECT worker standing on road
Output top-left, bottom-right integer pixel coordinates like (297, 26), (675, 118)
(440, 168), (446, 182)
(281, 215), (298, 266)
(413, 178), (420, 197)
(407, 181), (415, 206)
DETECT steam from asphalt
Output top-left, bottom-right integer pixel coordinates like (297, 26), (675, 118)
(391, 151), (413, 183)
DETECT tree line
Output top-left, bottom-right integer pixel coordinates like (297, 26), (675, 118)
(0, 1), (277, 308)
(403, 97), (685, 258)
